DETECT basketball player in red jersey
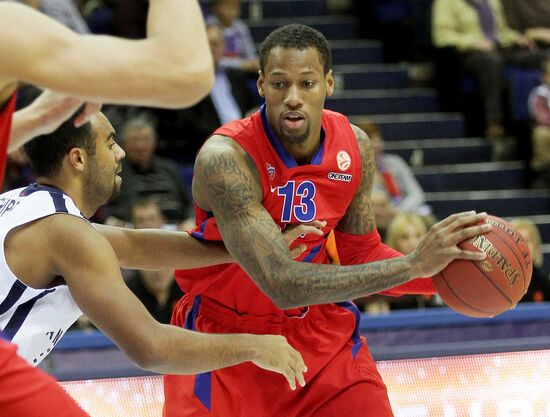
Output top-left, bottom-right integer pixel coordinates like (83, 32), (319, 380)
(167, 24), (492, 417)
(0, 3), (308, 416)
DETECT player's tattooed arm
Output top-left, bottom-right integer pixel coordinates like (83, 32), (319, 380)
(336, 124), (377, 234)
(193, 135), (298, 287)
(193, 135), (425, 308)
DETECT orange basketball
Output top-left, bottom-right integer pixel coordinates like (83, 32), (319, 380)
(433, 215), (533, 318)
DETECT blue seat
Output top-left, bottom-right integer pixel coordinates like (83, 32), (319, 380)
(373, 0), (409, 23)
(428, 193), (550, 218)
(416, 165), (526, 192)
(506, 68), (541, 122)
(336, 65), (408, 89)
(331, 42), (383, 65)
(536, 222), (550, 243)
(178, 164), (195, 190)
(248, 17), (358, 42)
(350, 114), (465, 140)
(239, 0), (326, 19)
(326, 91), (437, 115)
(387, 140), (492, 165)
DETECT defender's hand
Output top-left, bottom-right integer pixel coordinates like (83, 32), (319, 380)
(282, 220), (327, 259)
(26, 90), (102, 134)
(250, 335), (307, 390)
(410, 211), (492, 278)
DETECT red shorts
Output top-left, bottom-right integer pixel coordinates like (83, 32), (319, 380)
(0, 338), (89, 417)
(163, 295), (393, 417)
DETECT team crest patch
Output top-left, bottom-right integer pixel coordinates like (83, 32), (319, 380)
(266, 163), (276, 180)
(328, 172), (353, 182)
(336, 150), (351, 171)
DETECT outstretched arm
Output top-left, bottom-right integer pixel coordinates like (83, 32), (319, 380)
(95, 220), (325, 270)
(48, 215), (306, 389)
(192, 135), (491, 309)
(0, 0), (213, 108)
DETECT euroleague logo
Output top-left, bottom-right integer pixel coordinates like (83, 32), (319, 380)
(336, 150), (351, 171)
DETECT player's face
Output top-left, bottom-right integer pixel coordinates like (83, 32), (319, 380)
(258, 46), (334, 146)
(84, 113), (125, 206)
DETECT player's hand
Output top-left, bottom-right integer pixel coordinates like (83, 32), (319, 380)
(409, 211), (492, 278)
(282, 220), (327, 258)
(28, 90), (101, 134)
(250, 334), (307, 390)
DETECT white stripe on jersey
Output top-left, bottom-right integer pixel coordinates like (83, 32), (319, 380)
(0, 184), (83, 365)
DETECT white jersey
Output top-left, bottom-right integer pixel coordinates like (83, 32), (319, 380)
(0, 184), (84, 365)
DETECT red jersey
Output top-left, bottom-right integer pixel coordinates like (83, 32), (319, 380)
(167, 107), (395, 417)
(0, 94), (16, 187)
(175, 106), (362, 316)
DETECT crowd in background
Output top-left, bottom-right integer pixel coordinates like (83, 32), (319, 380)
(5, 0), (550, 323)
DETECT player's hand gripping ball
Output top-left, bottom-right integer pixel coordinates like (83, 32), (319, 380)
(433, 215), (532, 317)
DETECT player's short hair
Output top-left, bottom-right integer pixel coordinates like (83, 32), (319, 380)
(259, 24), (332, 75)
(24, 109), (96, 178)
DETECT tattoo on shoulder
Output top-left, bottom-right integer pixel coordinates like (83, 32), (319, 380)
(336, 125), (376, 234)
(195, 139), (262, 227)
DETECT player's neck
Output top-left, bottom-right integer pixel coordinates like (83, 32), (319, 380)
(36, 176), (97, 218)
(282, 131), (322, 165)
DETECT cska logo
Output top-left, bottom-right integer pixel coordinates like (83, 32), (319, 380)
(266, 163), (276, 180)
(336, 150), (351, 172)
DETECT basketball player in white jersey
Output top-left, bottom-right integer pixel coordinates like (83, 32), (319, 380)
(0, 110), (314, 391)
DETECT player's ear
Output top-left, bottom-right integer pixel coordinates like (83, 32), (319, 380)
(326, 69), (335, 97)
(257, 71), (265, 98)
(68, 148), (85, 173)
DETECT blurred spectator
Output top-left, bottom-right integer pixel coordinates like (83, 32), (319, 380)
(127, 269), (184, 324)
(207, 0), (259, 73)
(155, 22), (259, 163)
(107, 115), (193, 225)
(385, 213), (427, 254)
(131, 197), (168, 229)
(358, 120), (430, 215)
(528, 58), (550, 183)
(366, 213), (426, 311)
(370, 188), (399, 240)
(432, 0), (547, 138)
(125, 199), (184, 323)
(12, 0), (90, 33)
(510, 218), (550, 302)
(501, 0), (550, 49)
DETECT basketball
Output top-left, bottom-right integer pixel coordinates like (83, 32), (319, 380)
(433, 215), (533, 318)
